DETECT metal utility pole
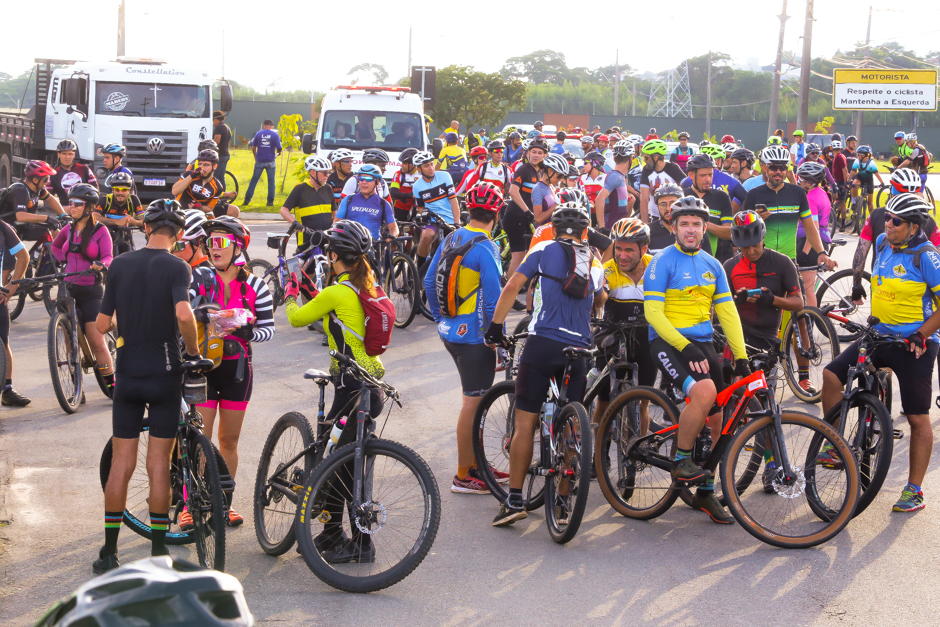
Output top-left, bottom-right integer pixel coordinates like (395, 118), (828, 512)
(854, 6), (872, 139)
(407, 28), (412, 80)
(705, 51), (712, 137)
(796, 0), (814, 132)
(117, 0), (126, 57)
(768, 0), (789, 136)
(613, 50), (619, 116)
(632, 76), (636, 116)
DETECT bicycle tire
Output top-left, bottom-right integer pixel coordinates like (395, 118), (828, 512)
(416, 259), (434, 321)
(253, 411), (316, 556)
(247, 259), (282, 311)
(225, 171), (239, 197)
(387, 253), (418, 329)
(9, 286), (25, 321)
(544, 402), (591, 543)
(815, 269), (873, 343)
(93, 331), (118, 399)
(295, 438), (441, 593)
(189, 432), (227, 571)
(594, 386), (682, 520)
(722, 411), (859, 549)
(875, 185), (890, 209)
(782, 307), (840, 404)
(48, 311), (82, 413)
(854, 194), (867, 235)
(821, 392), (892, 517)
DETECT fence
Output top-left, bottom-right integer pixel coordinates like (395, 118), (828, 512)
(222, 100), (316, 146)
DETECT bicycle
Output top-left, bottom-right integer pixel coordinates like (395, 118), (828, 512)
(414, 212), (458, 321)
(371, 232), (419, 329)
(255, 350), (441, 593)
(471, 335), (594, 543)
(10, 220), (63, 320)
(247, 221), (330, 314)
(773, 301), (841, 404)
(811, 251), (874, 343)
(106, 223), (140, 257)
(224, 170), (239, 199)
(98, 359), (232, 571)
(594, 370), (860, 549)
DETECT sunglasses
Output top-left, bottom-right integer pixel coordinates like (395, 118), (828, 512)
(208, 235), (235, 249)
(173, 241), (188, 252)
(68, 200), (86, 207)
(357, 175), (378, 182)
(491, 149), (503, 153)
(766, 165), (788, 172)
(885, 214), (909, 227)
(112, 186), (130, 192)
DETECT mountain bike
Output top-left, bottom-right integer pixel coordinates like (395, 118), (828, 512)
(777, 304), (841, 403)
(372, 232), (419, 328)
(98, 359), (232, 571)
(247, 221), (330, 314)
(594, 371), (860, 549)
(10, 220), (62, 320)
(106, 223), (140, 257)
(255, 350), (441, 593)
(414, 212), (458, 321)
(811, 256), (873, 343)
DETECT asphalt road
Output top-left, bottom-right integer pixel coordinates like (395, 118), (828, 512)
(2, 222), (940, 626)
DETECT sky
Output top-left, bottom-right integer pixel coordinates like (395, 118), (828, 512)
(4, 0), (939, 97)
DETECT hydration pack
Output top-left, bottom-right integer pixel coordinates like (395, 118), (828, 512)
(331, 281), (395, 356)
(434, 232), (489, 318)
(539, 240), (594, 299)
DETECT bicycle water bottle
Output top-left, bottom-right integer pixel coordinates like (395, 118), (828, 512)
(323, 418), (347, 458)
(585, 367), (601, 390)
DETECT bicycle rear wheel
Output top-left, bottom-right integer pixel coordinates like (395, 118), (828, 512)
(253, 411), (316, 555)
(722, 411), (859, 549)
(93, 331), (118, 399)
(815, 269), (872, 343)
(545, 402), (591, 543)
(387, 253), (418, 329)
(48, 311), (82, 413)
(295, 438), (441, 593)
(225, 171), (239, 197)
(782, 307), (840, 403)
(248, 259), (282, 311)
(189, 433), (227, 571)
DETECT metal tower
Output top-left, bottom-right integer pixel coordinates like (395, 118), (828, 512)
(647, 61), (693, 118)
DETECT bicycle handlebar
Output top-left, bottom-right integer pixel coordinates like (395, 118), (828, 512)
(827, 313), (911, 349)
(12, 268), (99, 286)
(329, 349), (401, 404)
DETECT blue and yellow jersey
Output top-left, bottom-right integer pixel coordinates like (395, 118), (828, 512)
(604, 255), (651, 322)
(436, 145), (469, 171)
(424, 226), (503, 345)
(871, 233), (940, 341)
(643, 244), (746, 359)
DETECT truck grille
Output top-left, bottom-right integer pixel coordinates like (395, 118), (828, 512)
(120, 130), (189, 202)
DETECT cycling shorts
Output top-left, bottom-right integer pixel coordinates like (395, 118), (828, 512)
(200, 356), (253, 411)
(394, 208), (414, 223)
(595, 327), (655, 401)
(853, 178), (874, 195)
(651, 337), (726, 397)
(514, 334), (589, 413)
(919, 173), (928, 193)
(825, 340), (938, 415)
(443, 339), (496, 397)
(0, 301), (8, 344)
(68, 283), (104, 327)
(15, 223), (50, 242)
(212, 204), (229, 218)
(501, 203), (533, 253)
(112, 373), (183, 439)
(795, 237), (820, 268)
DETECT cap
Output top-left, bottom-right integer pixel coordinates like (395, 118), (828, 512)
(213, 110), (226, 120)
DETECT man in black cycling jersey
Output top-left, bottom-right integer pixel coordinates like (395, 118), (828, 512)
(683, 154), (733, 263)
(0, 219), (30, 407)
(0, 160), (66, 244)
(94, 199), (201, 574)
(48, 139), (98, 205)
(280, 155), (335, 253)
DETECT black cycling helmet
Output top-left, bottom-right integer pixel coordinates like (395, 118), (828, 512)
(551, 202), (590, 236)
(327, 220), (373, 261)
(487, 139), (505, 151)
(105, 171), (134, 188)
(507, 131), (522, 141)
(362, 148), (389, 164)
(669, 196), (710, 222)
(528, 137), (549, 153)
(846, 135), (857, 142)
(67, 182), (99, 206)
(198, 139), (219, 152)
(197, 149), (219, 163)
(653, 183), (684, 202)
(686, 153), (716, 172)
(534, 120), (544, 127)
(583, 150), (606, 167)
(797, 161), (828, 185)
(102, 143), (126, 158)
(56, 139), (78, 152)
(730, 211), (766, 248)
(730, 148), (756, 169)
(143, 199), (185, 230)
(399, 147), (419, 165)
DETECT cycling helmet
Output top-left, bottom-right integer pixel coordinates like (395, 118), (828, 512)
(528, 137), (550, 153)
(180, 209), (208, 242)
(444, 131), (459, 142)
(542, 153), (570, 177)
(609, 133), (622, 142)
(507, 131), (522, 141)
(520, 139), (533, 153)
(895, 131), (906, 139)
(37, 556), (254, 627)
(105, 171), (134, 188)
(362, 148), (389, 164)
(56, 139), (78, 152)
(760, 145), (791, 165)
(327, 219), (373, 260)
(465, 182), (503, 212)
(329, 148), (354, 163)
(653, 183), (684, 202)
(805, 142), (821, 154)
(356, 163), (383, 181)
(487, 139), (505, 152)
(469, 146), (488, 159)
(143, 199), (185, 230)
(730, 211), (766, 248)
(856, 145), (873, 156)
(731, 148), (756, 168)
(699, 144), (726, 160)
(24, 160), (55, 178)
(580, 136), (594, 145)
(562, 152), (577, 166)
(846, 135), (857, 142)
(722, 142), (737, 154)
(669, 196), (710, 222)
(611, 140), (635, 158)
(610, 217), (650, 245)
(686, 154), (716, 172)
(551, 202), (590, 236)
(198, 139), (219, 152)
(767, 136), (783, 146)
(526, 129), (541, 139)
(905, 132), (918, 142)
(205, 215), (250, 249)
(721, 134), (735, 144)
(678, 131), (691, 140)
(626, 134), (643, 144)
(304, 155), (332, 172)
(793, 130), (804, 137)
(797, 161), (828, 184)
(412, 151), (435, 167)
(891, 168), (923, 194)
(557, 187), (589, 209)
(197, 149), (219, 163)
(596, 134), (610, 144)
(398, 147), (419, 165)
(830, 140), (843, 150)
(535, 120), (544, 127)
(583, 150), (606, 167)
(67, 182), (99, 207)
(102, 143), (126, 157)
(886, 192), (932, 225)
(641, 139), (668, 156)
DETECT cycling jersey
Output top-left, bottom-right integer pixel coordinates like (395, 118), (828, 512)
(335, 192), (395, 240)
(578, 172), (606, 208)
(871, 231), (940, 342)
(531, 181), (557, 222)
(51, 222), (113, 285)
(628, 164), (642, 191)
(341, 175), (390, 199)
(723, 249), (800, 341)
(48, 163), (97, 206)
(0, 221), (23, 271)
(457, 162), (511, 195)
(640, 162), (686, 218)
(669, 145), (696, 172)
(648, 221), (675, 255)
(327, 172), (351, 203)
(424, 226), (502, 344)
(789, 142), (805, 163)
(505, 144), (523, 164)
(908, 144), (931, 175)
(852, 159), (879, 182)
(683, 186), (733, 263)
(102, 165), (134, 193)
(96, 194), (141, 219)
(741, 182), (813, 260)
(526, 222), (612, 253)
(283, 181), (334, 246)
(798, 186), (831, 244)
(742, 175), (764, 192)
(861, 208), (940, 270)
(436, 145), (469, 171)
(412, 171), (457, 225)
(389, 169), (420, 216)
(679, 169), (746, 207)
(602, 170), (631, 227)
(0, 182), (51, 225)
(830, 152), (848, 182)
(604, 255), (651, 322)
(509, 162), (540, 212)
(190, 267), (275, 355)
(893, 143), (914, 160)
(643, 244), (746, 360)
(176, 174), (222, 209)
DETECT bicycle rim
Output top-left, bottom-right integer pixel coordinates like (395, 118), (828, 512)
(388, 254), (417, 329)
(48, 312), (81, 413)
(783, 307), (840, 403)
(722, 412), (859, 549)
(545, 403), (591, 543)
(190, 433), (227, 571)
(296, 439), (441, 593)
(247, 260), (281, 310)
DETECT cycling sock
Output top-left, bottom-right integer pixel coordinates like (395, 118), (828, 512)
(906, 482), (922, 494)
(798, 367), (809, 381)
(763, 449), (775, 467)
(104, 511), (123, 555)
(150, 511), (170, 557)
(3, 378), (10, 390)
(457, 465), (472, 480)
(697, 477), (716, 494)
(675, 447), (693, 462)
(103, 373), (115, 389)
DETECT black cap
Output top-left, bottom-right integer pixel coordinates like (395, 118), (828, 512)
(213, 110), (226, 120)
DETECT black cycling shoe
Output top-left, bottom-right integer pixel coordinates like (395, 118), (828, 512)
(321, 334), (329, 347)
(762, 463), (777, 494)
(671, 458), (711, 483)
(92, 547), (120, 575)
(511, 299), (526, 311)
(1, 388), (31, 407)
(321, 537), (376, 564)
(492, 494), (527, 527)
(297, 530), (350, 555)
(692, 491), (734, 524)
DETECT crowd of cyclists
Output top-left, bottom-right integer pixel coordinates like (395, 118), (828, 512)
(0, 117), (936, 576)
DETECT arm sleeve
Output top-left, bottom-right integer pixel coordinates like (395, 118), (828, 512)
(285, 285), (341, 328)
(249, 279), (275, 343)
(712, 267), (747, 360)
(424, 238), (445, 320)
(51, 227), (69, 262)
(478, 242), (503, 323)
(95, 226), (114, 267)
(825, 168), (836, 188)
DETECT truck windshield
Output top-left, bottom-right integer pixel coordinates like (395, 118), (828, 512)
(321, 111), (423, 151)
(95, 82), (209, 118)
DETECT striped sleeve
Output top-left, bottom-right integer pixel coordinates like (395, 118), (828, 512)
(189, 267), (214, 301)
(247, 274), (275, 343)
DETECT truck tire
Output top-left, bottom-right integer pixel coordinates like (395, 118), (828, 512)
(0, 154), (11, 188)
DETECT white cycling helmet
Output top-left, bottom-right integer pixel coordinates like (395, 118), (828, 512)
(905, 132), (918, 142)
(722, 142), (737, 154)
(760, 145), (791, 165)
(542, 153), (570, 177)
(612, 139), (635, 157)
(328, 148), (354, 163)
(520, 138), (533, 152)
(304, 155), (332, 172)
(181, 209), (208, 242)
(891, 167), (923, 194)
(830, 140), (843, 150)
(626, 134), (643, 144)
(412, 150), (435, 166)
(886, 192), (931, 224)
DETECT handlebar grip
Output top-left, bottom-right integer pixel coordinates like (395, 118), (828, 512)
(329, 349), (352, 367)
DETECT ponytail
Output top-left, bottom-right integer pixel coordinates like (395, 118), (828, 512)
(345, 254), (377, 298)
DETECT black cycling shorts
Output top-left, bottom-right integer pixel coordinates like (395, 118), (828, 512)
(795, 237), (820, 269)
(394, 208), (414, 223)
(825, 339), (938, 415)
(514, 334), (590, 413)
(15, 223), (50, 242)
(67, 283), (104, 327)
(595, 328), (656, 402)
(0, 301), (8, 345)
(501, 203), (533, 253)
(854, 179), (874, 195)
(651, 337), (726, 397)
(201, 356), (253, 411)
(112, 373), (183, 439)
(443, 339), (496, 397)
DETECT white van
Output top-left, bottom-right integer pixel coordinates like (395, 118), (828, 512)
(302, 85), (430, 180)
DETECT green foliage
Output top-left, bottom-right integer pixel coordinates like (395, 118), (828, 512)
(815, 116), (835, 134)
(500, 51), (632, 87)
(277, 114), (302, 151)
(662, 129), (679, 141)
(215, 80), (323, 104)
(429, 66), (527, 129)
(702, 132), (718, 144)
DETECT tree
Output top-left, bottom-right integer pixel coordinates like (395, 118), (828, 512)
(501, 50), (571, 85)
(277, 113), (302, 192)
(347, 63), (389, 86)
(429, 66), (527, 129)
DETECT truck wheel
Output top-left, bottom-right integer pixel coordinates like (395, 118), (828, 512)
(0, 154), (10, 188)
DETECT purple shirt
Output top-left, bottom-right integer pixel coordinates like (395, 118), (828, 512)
(603, 170), (630, 226)
(251, 129), (282, 163)
(52, 223), (113, 285)
(798, 186), (831, 243)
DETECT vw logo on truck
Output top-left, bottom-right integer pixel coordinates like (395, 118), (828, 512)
(147, 137), (165, 154)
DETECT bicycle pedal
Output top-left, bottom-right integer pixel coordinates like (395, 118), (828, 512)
(893, 429), (904, 440)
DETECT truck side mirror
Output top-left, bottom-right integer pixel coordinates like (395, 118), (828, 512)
(302, 133), (317, 155)
(219, 84), (233, 113)
(64, 78), (87, 107)
(431, 138), (443, 159)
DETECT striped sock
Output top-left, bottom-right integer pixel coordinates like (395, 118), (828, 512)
(675, 447), (693, 462)
(698, 477), (716, 494)
(150, 511), (170, 557)
(104, 511), (123, 555)
(763, 449), (775, 468)
(798, 367), (809, 381)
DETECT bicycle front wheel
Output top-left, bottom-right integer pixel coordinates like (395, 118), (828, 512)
(545, 402), (591, 543)
(387, 253), (418, 329)
(782, 307), (840, 403)
(248, 259), (282, 311)
(48, 311), (82, 413)
(93, 331), (118, 399)
(295, 438), (441, 593)
(722, 411), (859, 549)
(815, 269), (872, 343)
(225, 170), (239, 197)
(189, 433), (227, 571)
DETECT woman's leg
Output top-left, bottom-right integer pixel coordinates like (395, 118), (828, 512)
(215, 406), (247, 477)
(84, 321), (114, 374)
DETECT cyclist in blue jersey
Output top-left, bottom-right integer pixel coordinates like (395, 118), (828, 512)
(504, 132), (524, 164)
(412, 151), (461, 270)
(425, 182), (505, 495)
(851, 145), (884, 216)
(683, 145), (747, 210)
(100, 144), (134, 194)
(334, 164), (398, 240)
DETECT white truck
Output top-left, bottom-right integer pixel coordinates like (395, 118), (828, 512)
(0, 57), (232, 202)
(301, 85), (436, 180)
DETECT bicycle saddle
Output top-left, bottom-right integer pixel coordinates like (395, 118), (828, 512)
(562, 347), (594, 359)
(304, 368), (331, 383)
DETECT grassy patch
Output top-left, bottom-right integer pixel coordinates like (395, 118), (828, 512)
(226, 148), (305, 212)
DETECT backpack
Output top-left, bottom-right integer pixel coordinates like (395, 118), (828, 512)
(876, 239), (940, 271)
(434, 231), (488, 318)
(331, 280), (395, 356)
(539, 240), (594, 299)
(0, 182), (27, 221)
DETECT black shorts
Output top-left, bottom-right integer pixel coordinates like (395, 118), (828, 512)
(651, 337), (725, 397)
(67, 282), (103, 326)
(854, 179), (874, 195)
(15, 223), (49, 242)
(443, 339), (496, 397)
(795, 237), (820, 268)
(201, 356), (253, 411)
(825, 339), (938, 415)
(0, 300), (8, 344)
(595, 328), (656, 401)
(514, 335), (590, 413)
(501, 203), (533, 253)
(394, 208), (414, 223)
(112, 373), (183, 439)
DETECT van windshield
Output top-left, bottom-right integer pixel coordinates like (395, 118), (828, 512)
(95, 82), (209, 118)
(321, 111), (423, 151)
